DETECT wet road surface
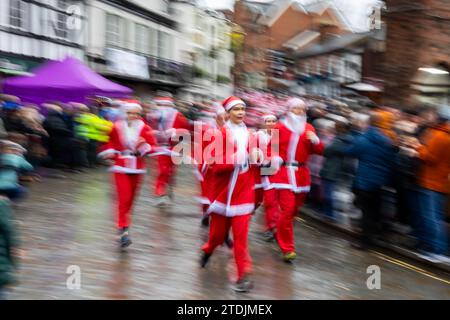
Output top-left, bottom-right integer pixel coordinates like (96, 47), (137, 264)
(8, 162), (450, 299)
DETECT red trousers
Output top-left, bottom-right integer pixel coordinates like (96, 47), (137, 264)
(255, 188), (264, 210)
(263, 189), (280, 231)
(114, 173), (143, 228)
(202, 213), (252, 281)
(275, 190), (307, 254)
(154, 155), (175, 196)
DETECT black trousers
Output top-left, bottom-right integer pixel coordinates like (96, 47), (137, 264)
(87, 140), (98, 167)
(354, 188), (382, 245)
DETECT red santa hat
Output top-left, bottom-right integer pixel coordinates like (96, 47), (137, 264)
(222, 96), (246, 112)
(154, 96), (174, 106)
(286, 97), (307, 111)
(262, 114), (277, 122)
(121, 102), (142, 113)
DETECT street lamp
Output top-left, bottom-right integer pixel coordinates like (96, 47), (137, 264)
(418, 67), (449, 75)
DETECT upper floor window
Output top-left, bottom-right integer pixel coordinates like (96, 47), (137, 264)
(135, 23), (149, 54)
(55, 0), (69, 39)
(9, 0), (27, 29)
(158, 31), (171, 59)
(106, 13), (123, 47)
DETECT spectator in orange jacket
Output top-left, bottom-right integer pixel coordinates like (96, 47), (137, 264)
(413, 106), (450, 262)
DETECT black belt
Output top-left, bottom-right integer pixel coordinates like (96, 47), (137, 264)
(282, 161), (305, 167)
(120, 150), (139, 156)
(261, 161), (305, 168)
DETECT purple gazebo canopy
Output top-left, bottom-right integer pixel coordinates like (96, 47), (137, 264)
(1, 56), (132, 105)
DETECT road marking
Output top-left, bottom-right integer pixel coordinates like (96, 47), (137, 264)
(294, 216), (450, 285)
(371, 250), (450, 285)
(295, 217), (316, 231)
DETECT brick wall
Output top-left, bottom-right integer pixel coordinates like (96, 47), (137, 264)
(382, 0), (450, 107)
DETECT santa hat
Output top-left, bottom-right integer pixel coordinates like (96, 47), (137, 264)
(121, 102), (142, 113)
(154, 96), (174, 106)
(286, 97), (306, 111)
(262, 114), (277, 122)
(222, 96), (246, 112)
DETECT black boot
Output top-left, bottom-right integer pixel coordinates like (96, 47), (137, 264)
(119, 228), (132, 249)
(200, 252), (211, 268)
(201, 216), (209, 227)
(224, 234), (233, 249)
(233, 277), (253, 293)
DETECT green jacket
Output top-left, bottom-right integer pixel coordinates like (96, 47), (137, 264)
(0, 198), (18, 286)
(75, 113), (112, 143)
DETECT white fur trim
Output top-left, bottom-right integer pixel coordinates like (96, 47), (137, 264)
(154, 98), (174, 106)
(207, 201), (254, 217)
(108, 166), (147, 174)
(286, 97), (306, 110)
(307, 131), (320, 145)
(263, 183), (310, 193)
(194, 196), (211, 205)
(262, 114), (277, 121)
(224, 99), (245, 111)
(137, 143), (152, 156)
(192, 168), (204, 181)
(97, 148), (119, 158)
(121, 103), (142, 112)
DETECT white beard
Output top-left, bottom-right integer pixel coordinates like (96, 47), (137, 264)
(124, 119), (143, 148)
(285, 112), (306, 134)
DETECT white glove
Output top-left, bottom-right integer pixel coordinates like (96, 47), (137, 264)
(165, 128), (177, 139)
(307, 131), (320, 145)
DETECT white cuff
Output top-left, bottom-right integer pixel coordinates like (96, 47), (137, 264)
(309, 134), (320, 145)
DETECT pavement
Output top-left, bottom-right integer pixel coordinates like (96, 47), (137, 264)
(6, 163), (450, 299)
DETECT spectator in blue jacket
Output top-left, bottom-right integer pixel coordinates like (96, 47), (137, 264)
(344, 110), (398, 250)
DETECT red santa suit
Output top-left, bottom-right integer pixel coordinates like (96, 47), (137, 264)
(264, 108), (324, 254)
(193, 103), (227, 216)
(256, 115), (280, 232)
(98, 116), (156, 229)
(148, 96), (192, 197)
(202, 98), (257, 282)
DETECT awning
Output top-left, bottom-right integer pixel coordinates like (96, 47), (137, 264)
(0, 55), (40, 75)
(0, 68), (32, 76)
(345, 82), (382, 92)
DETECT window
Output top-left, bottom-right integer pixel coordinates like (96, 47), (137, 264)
(158, 31), (171, 59)
(106, 13), (123, 47)
(149, 27), (157, 56)
(162, 0), (170, 13)
(9, 0), (26, 29)
(55, 0), (69, 39)
(135, 23), (149, 54)
(218, 62), (228, 76)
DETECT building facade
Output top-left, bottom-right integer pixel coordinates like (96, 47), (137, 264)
(172, 0), (234, 101)
(85, 0), (192, 99)
(232, 0), (352, 92)
(0, 0), (86, 80)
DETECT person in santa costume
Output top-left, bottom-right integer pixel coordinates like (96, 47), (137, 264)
(193, 102), (227, 227)
(98, 103), (157, 248)
(147, 92), (192, 208)
(200, 96), (259, 293)
(263, 98), (324, 262)
(256, 114), (280, 242)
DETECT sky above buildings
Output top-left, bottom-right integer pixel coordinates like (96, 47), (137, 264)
(197, 0), (383, 32)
